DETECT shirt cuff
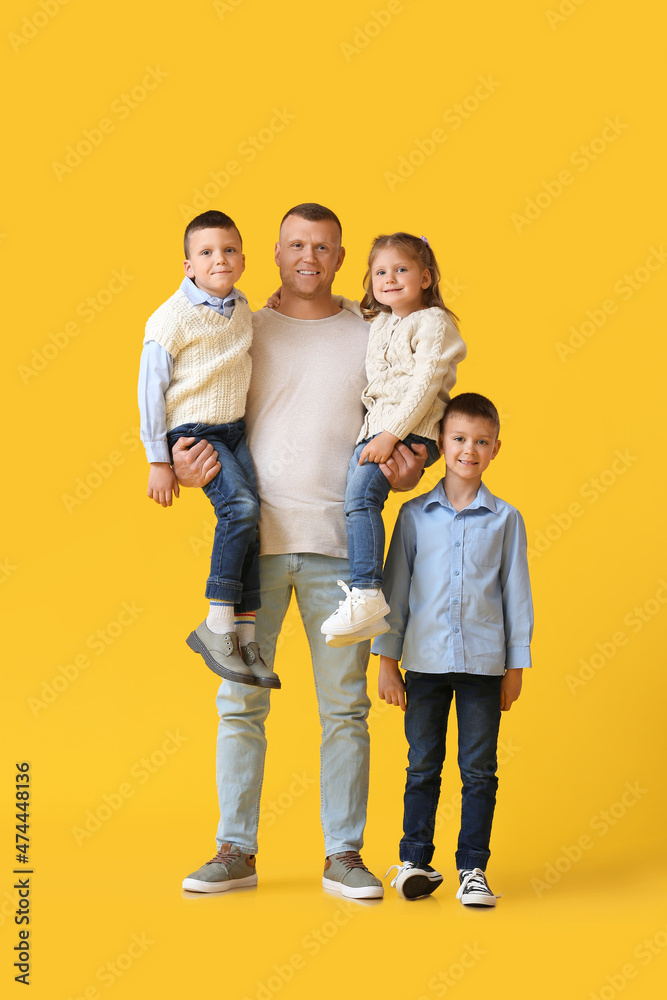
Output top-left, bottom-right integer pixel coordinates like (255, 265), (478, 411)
(144, 441), (171, 464)
(371, 634), (404, 660)
(505, 647), (532, 670)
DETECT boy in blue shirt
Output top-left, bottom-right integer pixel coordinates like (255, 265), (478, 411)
(373, 393), (533, 906)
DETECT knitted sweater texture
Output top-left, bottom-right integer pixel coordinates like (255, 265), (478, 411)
(359, 306), (467, 443)
(144, 289), (252, 430)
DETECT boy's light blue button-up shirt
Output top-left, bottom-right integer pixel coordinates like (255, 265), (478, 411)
(372, 479), (533, 676)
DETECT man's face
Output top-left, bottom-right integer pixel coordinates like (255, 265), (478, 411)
(184, 227), (245, 299)
(274, 216), (345, 300)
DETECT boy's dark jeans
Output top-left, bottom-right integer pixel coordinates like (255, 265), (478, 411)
(168, 420), (261, 612)
(400, 670), (502, 872)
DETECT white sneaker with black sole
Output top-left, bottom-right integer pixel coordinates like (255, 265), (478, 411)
(456, 868), (500, 907)
(385, 861), (443, 900)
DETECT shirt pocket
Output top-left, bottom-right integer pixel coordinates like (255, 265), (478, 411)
(465, 526), (504, 567)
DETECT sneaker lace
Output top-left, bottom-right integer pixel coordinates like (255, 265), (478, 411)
(206, 846), (240, 867)
(335, 581), (368, 624)
(335, 851), (370, 872)
(460, 868), (499, 897)
(384, 861), (415, 887)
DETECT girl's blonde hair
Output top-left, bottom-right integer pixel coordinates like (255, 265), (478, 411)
(360, 232), (460, 328)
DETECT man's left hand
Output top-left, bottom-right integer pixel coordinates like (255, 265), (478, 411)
(380, 441), (427, 491)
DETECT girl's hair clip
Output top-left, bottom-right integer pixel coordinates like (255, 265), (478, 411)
(420, 235), (430, 245)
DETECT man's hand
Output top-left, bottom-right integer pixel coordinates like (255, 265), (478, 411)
(171, 437), (221, 488)
(266, 286), (282, 309)
(379, 656), (406, 711)
(500, 668), (523, 711)
(147, 463), (180, 507)
(380, 441), (428, 491)
(359, 430), (400, 466)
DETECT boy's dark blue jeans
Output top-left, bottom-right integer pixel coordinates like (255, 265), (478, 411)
(400, 670), (502, 872)
(167, 420), (261, 612)
(344, 433), (440, 589)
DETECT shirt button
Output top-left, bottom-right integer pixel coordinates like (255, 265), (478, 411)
(454, 540), (461, 547)
(452, 599), (459, 604)
(453, 627), (460, 633)
(454, 570), (460, 576)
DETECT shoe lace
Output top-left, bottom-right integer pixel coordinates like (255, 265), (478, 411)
(335, 581), (368, 622)
(384, 861), (415, 887)
(460, 868), (496, 896)
(206, 846), (240, 867)
(335, 851), (370, 872)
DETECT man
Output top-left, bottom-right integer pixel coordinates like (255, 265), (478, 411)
(174, 204), (425, 899)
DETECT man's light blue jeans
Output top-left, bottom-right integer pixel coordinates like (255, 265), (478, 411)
(215, 553), (371, 856)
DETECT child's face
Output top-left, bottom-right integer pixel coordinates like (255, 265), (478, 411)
(371, 247), (431, 318)
(441, 414), (501, 481)
(184, 227), (245, 299)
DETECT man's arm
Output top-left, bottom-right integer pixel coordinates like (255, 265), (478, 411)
(379, 441), (427, 491)
(171, 437), (221, 488)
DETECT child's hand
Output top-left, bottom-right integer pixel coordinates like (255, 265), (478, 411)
(147, 463), (180, 507)
(359, 430), (400, 466)
(379, 656), (406, 711)
(266, 286), (282, 309)
(500, 668), (523, 711)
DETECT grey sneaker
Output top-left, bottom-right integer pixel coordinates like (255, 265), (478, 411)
(240, 642), (281, 689)
(182, 843), (258, 893)
(322, 851), (384, 899)
(385, 861), (443, 900)
(456, 868), (499, 907)
(186, 623), (256, 685)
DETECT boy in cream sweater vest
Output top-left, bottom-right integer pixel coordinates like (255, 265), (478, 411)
(138, 210), (279, 690)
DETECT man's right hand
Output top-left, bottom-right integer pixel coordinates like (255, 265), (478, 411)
(171, 437), (221, 488)
(380, 441), (428, 492)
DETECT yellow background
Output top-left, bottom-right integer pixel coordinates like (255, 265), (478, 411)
(3, 1), (666, 997)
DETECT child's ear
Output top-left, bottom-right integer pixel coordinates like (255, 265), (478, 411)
(438, 425), (445, 455)
(421, 268), (432, 290)
(491, 438), (502, 460)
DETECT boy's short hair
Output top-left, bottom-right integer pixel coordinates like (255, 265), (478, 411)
(279, 202), (342, 240)
(184, 210), (241, 258)
(443, 393), (500, 435)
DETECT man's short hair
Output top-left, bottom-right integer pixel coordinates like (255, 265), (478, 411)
(443, 393), (500, 435)
(279, 203), (342, 240)
(184, 210), (241, 258)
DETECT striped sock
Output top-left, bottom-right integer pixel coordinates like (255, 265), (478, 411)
(235, 612), (256, 648)
(207, 601), (235, 635)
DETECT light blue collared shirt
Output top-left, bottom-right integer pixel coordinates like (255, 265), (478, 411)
(372, 479), (533, 676)
(138, 278), (248, 462)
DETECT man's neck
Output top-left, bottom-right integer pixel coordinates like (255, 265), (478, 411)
(276, 288), (342, 320)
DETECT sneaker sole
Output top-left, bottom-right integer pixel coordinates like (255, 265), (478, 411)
(182, 873), (258, 893)
(400, 873), (443, 900)
(322, 876), (384, 899)
(321, 605), (390, 637)
(325, 620), (390, 647)
(458, 893), (496, 907)
(186, 632), (258, 685)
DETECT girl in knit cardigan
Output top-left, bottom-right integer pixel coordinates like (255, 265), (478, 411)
(321, 232), (467, 643)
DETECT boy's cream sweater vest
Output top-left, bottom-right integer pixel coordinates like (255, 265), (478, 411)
(145, 289), (252, 430)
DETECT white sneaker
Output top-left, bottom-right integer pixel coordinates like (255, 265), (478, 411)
(385, 861), (443, 900)
(321, 581), (390, 637)
(456, 868), (500, 907)
(325, 617), (390, 647)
